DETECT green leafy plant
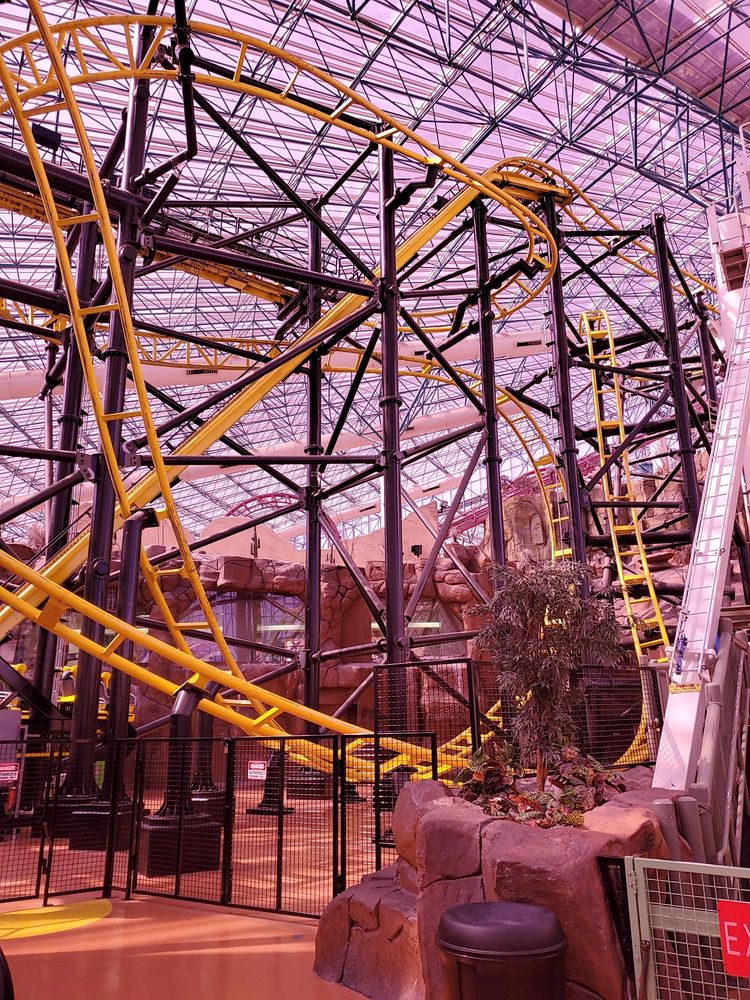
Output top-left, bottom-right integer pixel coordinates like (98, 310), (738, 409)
(477, 560), (624, 790)
(458, 741), (625, 828)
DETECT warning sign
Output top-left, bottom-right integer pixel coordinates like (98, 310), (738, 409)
(0, 763), (19, 784)
(718, 900), (750, 976)
(247, 760), (268, 782)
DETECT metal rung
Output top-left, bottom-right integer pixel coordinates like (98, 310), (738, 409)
(175, 621), (208, 629)
(79, 303), (119, 316)
(58, 212), (100, 227)
(104, 410), (141, 421)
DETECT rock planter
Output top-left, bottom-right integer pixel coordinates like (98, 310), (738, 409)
(315, 778), (690, 1000)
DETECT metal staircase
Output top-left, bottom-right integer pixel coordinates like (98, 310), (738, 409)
(653, 260), (750, 791)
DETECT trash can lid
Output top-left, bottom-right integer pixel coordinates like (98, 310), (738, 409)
(436, 902), (566, 959)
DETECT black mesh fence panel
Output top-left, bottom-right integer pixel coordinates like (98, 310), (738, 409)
(130, 739), (224, 905)
(46, 739), (139, 898)
(340, 732), (437, 885)
(229, 736), (338, 916)
(377, 658), (662, 774)
(0, 738), (59, 903)
(0, 729), (456, 917)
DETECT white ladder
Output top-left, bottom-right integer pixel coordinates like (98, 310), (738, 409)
(653, 262), (750, 789)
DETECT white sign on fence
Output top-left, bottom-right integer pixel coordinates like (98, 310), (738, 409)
(0, 762), (19, 783)
(247, 760), (268, 782)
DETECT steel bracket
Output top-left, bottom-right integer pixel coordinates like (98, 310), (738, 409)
(74, 449), (98, 482)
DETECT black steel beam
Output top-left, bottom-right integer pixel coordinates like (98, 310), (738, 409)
(379, 143), (408, 695)
(0, 656), (65, 723)
(652, 214), (701, 533)
(128, 299), (379, 449)
(542, 195), (588, 573)
(304, 208), (323, 727)
(149, 233), (371, 296)
(0, 470), (85, 528)
(193, 91), (375, 281)
(474, 201), (505, 566)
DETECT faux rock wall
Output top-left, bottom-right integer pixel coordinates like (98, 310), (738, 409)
(315, 779), (690, 1000)
(128, 544), (491, 730)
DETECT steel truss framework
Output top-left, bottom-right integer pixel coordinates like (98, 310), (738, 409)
(0, 2), (739, 795)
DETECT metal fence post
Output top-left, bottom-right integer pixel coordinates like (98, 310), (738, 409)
(339, 737), (348, 895)
(466, 660), (481, 754)
(125, 741), (146, 900)
(102, 739), (123, 897)
(332, 736), (341, 897)
(221, 739), (235, 906)
(275, 739), (286, 911)
(41, 743), (65, 906)
(173, 740), (188, 898)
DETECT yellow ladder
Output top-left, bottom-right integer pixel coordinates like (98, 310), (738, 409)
(581, 310), (669, 663)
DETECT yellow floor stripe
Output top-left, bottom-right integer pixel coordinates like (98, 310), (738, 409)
(0, 899), (111, 939)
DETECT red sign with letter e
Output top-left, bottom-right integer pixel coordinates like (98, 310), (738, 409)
(718, 899), (750, 976)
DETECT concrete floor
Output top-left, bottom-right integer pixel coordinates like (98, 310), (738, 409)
(0, 896), (358, 1000)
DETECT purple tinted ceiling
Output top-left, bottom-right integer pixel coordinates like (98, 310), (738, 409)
(542, 0), (750, 124)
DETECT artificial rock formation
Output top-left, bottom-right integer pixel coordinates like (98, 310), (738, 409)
(315, 779), (686, 1000)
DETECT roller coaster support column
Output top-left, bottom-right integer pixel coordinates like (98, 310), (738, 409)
(63, 24), (153, 803)
(31, 219), (97, 714)
(107, 509), (156, 744)
(138, 682), (222, 879)
(379, 144), (408, 730)
(652, 213), (700, 534)
(473, 201), (506, 567)
(542, 195), (588, 580)
(304, 204), (323, 728)
(70, 508), (156, 853)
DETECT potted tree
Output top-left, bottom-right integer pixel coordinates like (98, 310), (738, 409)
(478, 559), (623, 791)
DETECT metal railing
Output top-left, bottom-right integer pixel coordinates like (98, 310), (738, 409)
(690, 622), (750, 864)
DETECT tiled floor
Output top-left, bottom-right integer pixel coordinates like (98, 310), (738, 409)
(0, 896), (358, 1000)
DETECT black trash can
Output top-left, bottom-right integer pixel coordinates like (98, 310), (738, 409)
(436, 901), (566, 999)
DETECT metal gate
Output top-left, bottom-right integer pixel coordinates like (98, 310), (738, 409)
(627, 856), (750, 998)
